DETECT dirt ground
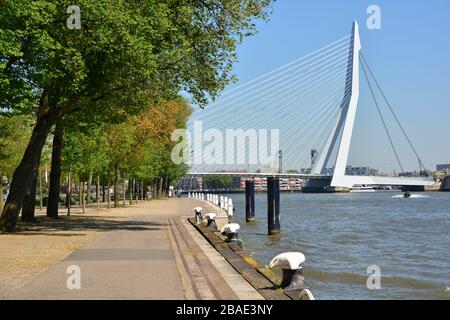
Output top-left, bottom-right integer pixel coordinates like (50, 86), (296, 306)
(0, 203), (142, 298)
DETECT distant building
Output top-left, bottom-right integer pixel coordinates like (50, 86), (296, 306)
(240, 177), (302, 191)
(436, 164), (450, 172)
(398, 170), (429, 178)
(178, 177), (202, 191)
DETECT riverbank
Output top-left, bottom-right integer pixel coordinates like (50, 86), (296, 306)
(188, 217), (302, 300)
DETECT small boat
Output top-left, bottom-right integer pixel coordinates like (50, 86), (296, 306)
(403, 191), (412, 198)
(350, 186), (376, 193)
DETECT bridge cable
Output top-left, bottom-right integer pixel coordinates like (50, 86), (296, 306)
(295, 93), (352, 171)
(195, 46), (353, 121)
(360, 57), (405, 173)
(205, 34), (352, 103)
(360, 52), (428, 174)
(196, 62), (350, 130)
(280, 79), (353, 154)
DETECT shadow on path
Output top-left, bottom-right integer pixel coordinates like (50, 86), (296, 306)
(5, 216), (166, 237)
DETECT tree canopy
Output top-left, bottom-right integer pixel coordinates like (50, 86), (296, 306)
(1, 0), (271, 115)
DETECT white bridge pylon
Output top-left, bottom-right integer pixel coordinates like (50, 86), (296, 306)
(311, 21), (433, 188)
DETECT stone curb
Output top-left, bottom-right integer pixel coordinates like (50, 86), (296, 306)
(188, 217), (300, 300)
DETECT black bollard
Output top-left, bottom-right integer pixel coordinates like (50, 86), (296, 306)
(245, 180), (256, 222)
(206, 215), (217, 231)
(267, 177), (280, 235)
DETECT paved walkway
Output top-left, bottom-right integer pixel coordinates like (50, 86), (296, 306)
(8, 198), (263, 300)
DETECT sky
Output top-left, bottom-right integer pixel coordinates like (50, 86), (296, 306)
(189, 0), (450, 172)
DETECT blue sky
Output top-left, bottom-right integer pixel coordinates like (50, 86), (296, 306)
(191, 0), (450, 172)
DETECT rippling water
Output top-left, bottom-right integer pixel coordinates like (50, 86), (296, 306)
(223, 191), (450, 300)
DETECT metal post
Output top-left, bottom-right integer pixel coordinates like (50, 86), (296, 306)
(245, 180), (255, 222)
(278, 150), (283, 174)
(267, 177), (280, 235)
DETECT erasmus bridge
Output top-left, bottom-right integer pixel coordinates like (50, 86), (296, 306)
(187, 22), (434, 191)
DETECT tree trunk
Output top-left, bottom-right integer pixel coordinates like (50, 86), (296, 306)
(102, 184), (106, 203)
(122, 178), (126, 207)
(162, 177), (167, 198)
(47, 122), (63, 219)
(163, 177), (166, 198)
(152, 181), (157, 199)
(114, 165), (119, 208)
(144, 182), (148, 201)
(0, 109), (57, 231)
(21, 171), (38, 222)
(79, 178), (83, 208)
(156, 179), (159, 198)
(131, 179), (135, 203)
(96, 175), (100, 211)
(134, 179), (140, 203)
(166, 179), (171, 198)
(67, 170), (71, 216)
(134, 179), (138, 203)
(81, 180), (85, 214)
(0, 181), (3, 212)
(165, 178), (169, 198)
(86, 172), (93, 205)
(107, 172), (111, 209)
(39, 171), (43, 211)
(155, 179), (159, 199)
(129, 178), (133, 205)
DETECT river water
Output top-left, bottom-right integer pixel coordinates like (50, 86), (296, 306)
(222, 191), (449, 300)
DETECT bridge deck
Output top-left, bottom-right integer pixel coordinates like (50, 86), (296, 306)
(187, 172), (434, 187)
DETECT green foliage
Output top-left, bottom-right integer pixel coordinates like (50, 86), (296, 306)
(204, 176), (233, 188)
(61, 96), (192, 185)
(0, 115), (33, 176)
(62, 125), (109, 178)
(0, 0), (272, 117)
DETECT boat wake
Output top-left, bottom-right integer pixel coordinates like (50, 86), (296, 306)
(392, 194), (430, 199)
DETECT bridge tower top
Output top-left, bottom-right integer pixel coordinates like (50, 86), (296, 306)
(331, 21), (361, 187)
(311, 21), (362, 188)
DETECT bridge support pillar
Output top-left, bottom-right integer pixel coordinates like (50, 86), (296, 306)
(245, 180), (255, 223)
(267, 177), (280, 236)
(302, 177), (350, 193)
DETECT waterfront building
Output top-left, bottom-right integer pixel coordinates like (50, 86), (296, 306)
(436, 164), (450, 173)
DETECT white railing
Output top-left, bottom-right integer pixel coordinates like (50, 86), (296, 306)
(188, 192), (233, 219)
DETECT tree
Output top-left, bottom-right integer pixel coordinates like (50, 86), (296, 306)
(61, 122), (109, 212)
(46, 122), (63, 218)
(103, 121), (135, 207)
(0, 0), (271, 231)
(0, 115), (33, 210)
(204, 176), (233, 189)
(115, 96), (193, 200)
